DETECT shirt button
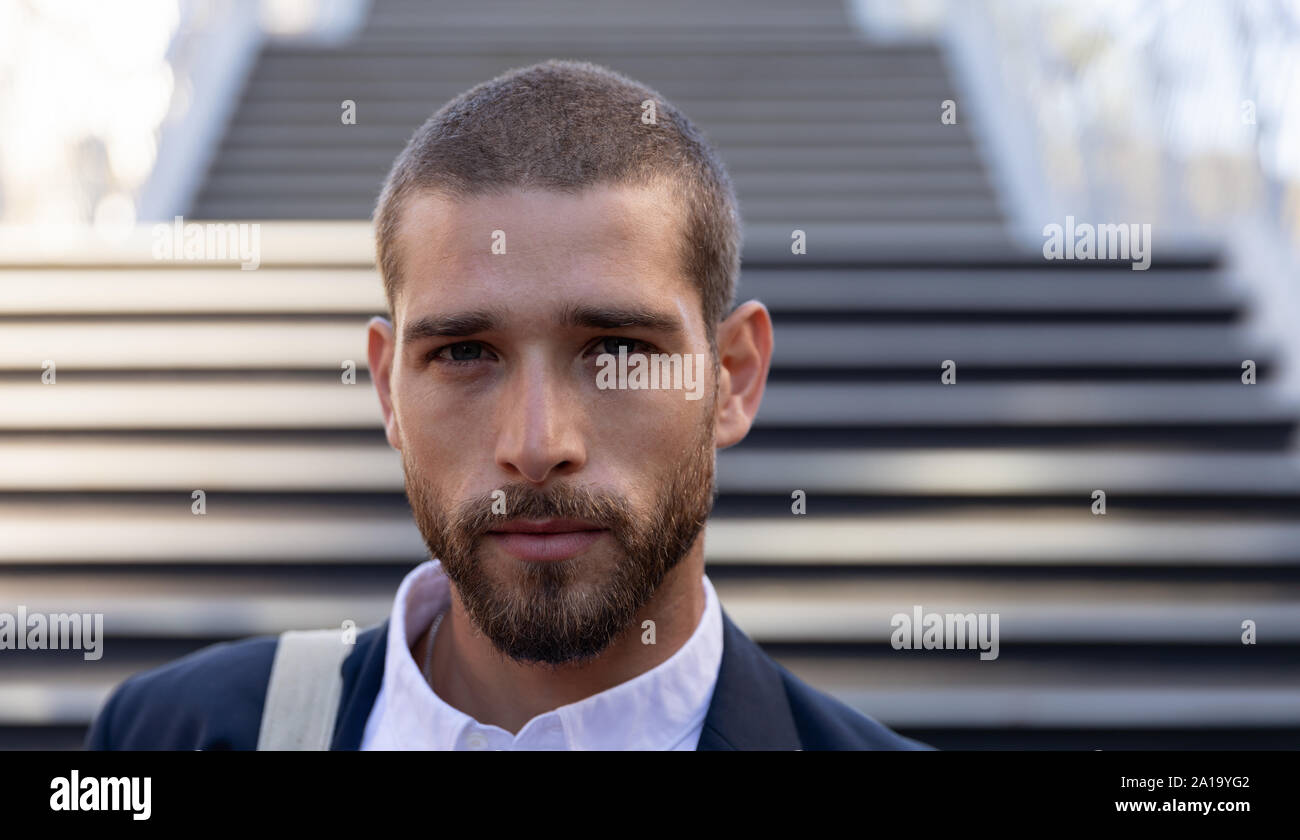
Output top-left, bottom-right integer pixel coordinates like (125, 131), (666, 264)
(465, 732), (488, 750)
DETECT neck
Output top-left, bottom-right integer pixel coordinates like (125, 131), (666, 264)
(414, 545), (707, 734)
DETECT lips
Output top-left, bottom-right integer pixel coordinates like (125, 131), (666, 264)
(486, 518), (608, 562)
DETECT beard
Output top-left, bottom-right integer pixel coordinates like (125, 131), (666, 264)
(400, 398), (718, 666)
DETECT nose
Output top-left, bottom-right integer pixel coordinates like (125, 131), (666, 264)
(493, 355), (587, 484)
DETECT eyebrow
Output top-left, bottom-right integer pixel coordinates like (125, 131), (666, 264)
(560, 304), (684, 334)
(402, 304), (685, 343)
(403, 310), (502, 343)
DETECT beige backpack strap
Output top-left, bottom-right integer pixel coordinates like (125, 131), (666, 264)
(257, 629), (352, 750)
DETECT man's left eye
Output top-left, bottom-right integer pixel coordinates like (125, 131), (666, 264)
(427, 341), (491, 365)
(596, 337), (651, 355)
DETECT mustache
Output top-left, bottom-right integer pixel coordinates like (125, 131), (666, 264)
(446, 483), (633, 543)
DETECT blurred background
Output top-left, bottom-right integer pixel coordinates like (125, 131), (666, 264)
(2, 0), (1300, 749)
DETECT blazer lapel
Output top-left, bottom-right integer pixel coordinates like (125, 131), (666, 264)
(697, 610), (802, 750)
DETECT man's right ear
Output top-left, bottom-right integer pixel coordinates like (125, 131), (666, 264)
(366, 316), (402, 450)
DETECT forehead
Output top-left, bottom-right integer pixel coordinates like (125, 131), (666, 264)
(390, 183), (694, 323)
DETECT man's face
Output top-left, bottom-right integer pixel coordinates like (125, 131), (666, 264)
(378, 183), (719, 665)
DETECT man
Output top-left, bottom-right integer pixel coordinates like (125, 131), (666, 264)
(86, 60), (928, 751)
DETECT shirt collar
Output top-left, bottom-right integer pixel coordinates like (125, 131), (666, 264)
(366, 558), (723, 750)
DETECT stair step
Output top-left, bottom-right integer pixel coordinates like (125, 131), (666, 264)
(5, 441), (1299, 494)
(0, 267), (1241, 316)
(3, 573), (1295, 641)
(2, 505), (1298, 565)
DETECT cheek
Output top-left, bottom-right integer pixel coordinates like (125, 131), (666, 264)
(585, 390), (711, 480)
(391, 370), (498, 486)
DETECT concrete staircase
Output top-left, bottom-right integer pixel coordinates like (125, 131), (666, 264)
(3, 0), (1299, 749)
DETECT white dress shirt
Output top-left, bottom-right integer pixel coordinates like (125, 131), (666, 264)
(360, 559), (723, 750)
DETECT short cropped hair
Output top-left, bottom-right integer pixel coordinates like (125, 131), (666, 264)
(373, 59), (740, 339)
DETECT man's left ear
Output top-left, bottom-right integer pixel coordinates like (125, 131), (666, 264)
(713, 300), (774, 449)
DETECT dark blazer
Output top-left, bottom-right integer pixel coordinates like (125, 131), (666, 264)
(85, 610), (931, 750)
